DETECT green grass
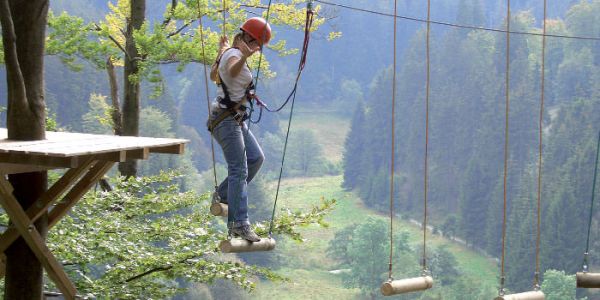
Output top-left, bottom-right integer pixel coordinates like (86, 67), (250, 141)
(249, 108), (497, 298)
(251, 175), (498, 299)
(286, 111), (349, 163)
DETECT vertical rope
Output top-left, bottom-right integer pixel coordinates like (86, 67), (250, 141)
(197, 3), (218, 189)
(252, 0), (274, 93)
(222, 0), (227, 35)
(584, 130), (600, 268)
(388, 0), (398, 281)
(534, 0), (547, 289)
(422, 0), (431, 273)
(499, 0), (511, 295)
(268, 1), (313, 236)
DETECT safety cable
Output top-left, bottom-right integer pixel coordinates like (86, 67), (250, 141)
(422, 0), (431, 274)
(268, 0), (314, 236)
(387, 0), (397, 281)
(313, 0), (600, 42)
(534, 0), (547, 289)
(499, 0), (511, 296)
(583, 130), (600, 271)
(197, 3), (219, 190)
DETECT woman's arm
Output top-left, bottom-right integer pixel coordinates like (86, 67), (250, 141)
(210, 36), (230, 82)
(226, 41), (259, 78)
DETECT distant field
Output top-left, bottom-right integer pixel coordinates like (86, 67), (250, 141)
(284, 110), (350, 163)
(250, 175), (498, 299)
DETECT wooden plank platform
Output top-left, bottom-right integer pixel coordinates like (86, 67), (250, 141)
(0, 129), (188, 296)
(0, 129), (188, 170)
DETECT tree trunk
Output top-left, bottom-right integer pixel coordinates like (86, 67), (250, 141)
(0, 0), (49, 298)
(118, 0), (145, 178)
(106, 57), (123, 136)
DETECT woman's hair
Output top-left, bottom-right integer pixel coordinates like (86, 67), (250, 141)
(233, 32), (244, 46)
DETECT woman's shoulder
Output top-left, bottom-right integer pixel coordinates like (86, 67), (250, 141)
(221, 47), (242, 60)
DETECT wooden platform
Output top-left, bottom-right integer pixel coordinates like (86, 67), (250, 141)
(0, 129), (188, 298)
(0, 128), (187, 172)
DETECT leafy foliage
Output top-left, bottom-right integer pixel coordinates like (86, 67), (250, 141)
(34, 171), (335, 298)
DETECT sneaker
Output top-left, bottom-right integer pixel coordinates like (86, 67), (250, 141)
(231, 225), (261, 242)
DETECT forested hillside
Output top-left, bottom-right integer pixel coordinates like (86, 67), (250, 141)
(342, 0), (600, 295)
(0, 0), (598, 298)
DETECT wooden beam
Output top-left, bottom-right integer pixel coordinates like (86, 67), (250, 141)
(49, 161), (115, 227)
(126, 148), (149, 160)
(0, 177), (77, 299)
(82, 151), (127, 163)
(0, 163), (56, 174)
(150, 143), (185, 154)
(0, 153), (77, 168)
(0, 158), (96, 254)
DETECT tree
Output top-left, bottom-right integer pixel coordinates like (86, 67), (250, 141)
(43, 171), (336, 298)
(0, 0), (49, 298)
(541, 270), (578, 300)
(42, 0), (333, 178)
(327, 218), (411, 300)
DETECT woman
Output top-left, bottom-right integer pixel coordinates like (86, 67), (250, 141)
(208, 17), (271, 242)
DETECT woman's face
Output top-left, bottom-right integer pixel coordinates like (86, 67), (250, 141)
(243, 32), (260, 48)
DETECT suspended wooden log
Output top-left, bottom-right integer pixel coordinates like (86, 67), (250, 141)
(219, 237), (276, 253)
(210, 202), (228, 217)
(495, 291), (545, 300)
(380, 276), (433, 296)
(577, 272), (600, 288)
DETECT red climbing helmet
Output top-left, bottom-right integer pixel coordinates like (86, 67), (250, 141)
(240, 17), (271, 46)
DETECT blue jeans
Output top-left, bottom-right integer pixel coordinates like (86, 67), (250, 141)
(211, 113), (264, 228)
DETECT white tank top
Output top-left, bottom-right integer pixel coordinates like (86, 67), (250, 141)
(216, 48), (253, 108)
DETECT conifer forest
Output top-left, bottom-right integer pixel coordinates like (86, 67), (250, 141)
(1, 0), (600, 299)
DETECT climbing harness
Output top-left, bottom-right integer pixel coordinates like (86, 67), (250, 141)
(381, 0), (433, 296)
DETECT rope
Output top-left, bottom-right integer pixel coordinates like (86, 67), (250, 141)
(250, 0), (315, 119)
(222, 0), (227, 35)
(499, 0), (511, 295)
(313, 0), (600, 41)
(422, 0), (431, 273)
(388, 0), (398, 281)
(268, 1), (314, 236)
(247, 0), (273, 124)
(197, 2), (218, 190)
(583, 130), (600, 271)
(534, 0), (547, 289)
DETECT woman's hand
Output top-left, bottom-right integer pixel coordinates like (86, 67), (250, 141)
(219, 35), (230, 54)
(238, 40), (260, 59)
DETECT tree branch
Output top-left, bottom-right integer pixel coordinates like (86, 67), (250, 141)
(161, 0), (178, 28)
(166, 21), (192, 38)
(94, 24), (127, 55)
(0, 0), (27, 110)
(124, 255), (198, 283)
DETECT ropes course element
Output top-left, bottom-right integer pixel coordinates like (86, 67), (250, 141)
(534, 0), (548, 290)
(381, 0), (433, 296)
(314, 0), (600, 41)
(206, 0), (315, 252)
(268, 0), (315, 237)
(577, 129), (600, 288)
(196, 2), (224, 217)
(498, 0), (511, 295)
(216, 0), (278, 254)
(386, 0), (398, 283)
(496, 1), (545, 299)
